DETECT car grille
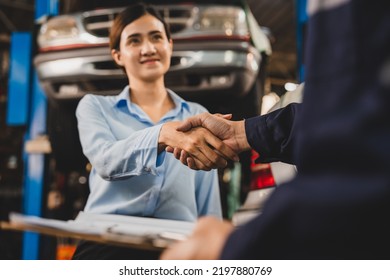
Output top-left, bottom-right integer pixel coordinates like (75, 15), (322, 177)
(83, 12), (120, 37)
(83, 6), (194, 38)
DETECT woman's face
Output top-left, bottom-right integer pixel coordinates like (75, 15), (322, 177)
(112, 13), (172, 83)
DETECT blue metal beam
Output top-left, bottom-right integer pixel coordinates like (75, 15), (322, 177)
(296, 0), (308, 82)
(21, 73), (49, 260)
(35, 0), (59, 20)
(6, 32), (32, 126)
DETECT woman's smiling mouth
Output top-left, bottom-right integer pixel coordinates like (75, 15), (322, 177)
(140, 58), (159, 64)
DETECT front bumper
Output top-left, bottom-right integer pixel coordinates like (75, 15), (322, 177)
(34, 41), (261, 101)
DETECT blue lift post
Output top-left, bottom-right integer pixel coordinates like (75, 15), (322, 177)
(6, 0), (59, 260)
(296, 0), (308, 82)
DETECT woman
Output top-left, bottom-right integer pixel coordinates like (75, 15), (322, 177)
(72, 3), (235, 259)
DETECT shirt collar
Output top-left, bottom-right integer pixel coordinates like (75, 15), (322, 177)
(166, 88), (190, 113)
(114, 85), (191, 122)
(114, 85), (131, 107)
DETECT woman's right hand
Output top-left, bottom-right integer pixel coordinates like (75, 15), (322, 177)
(164, 113), (250, 170)
(158, 121), (238, 171)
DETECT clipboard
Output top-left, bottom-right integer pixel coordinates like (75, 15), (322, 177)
(0, 212), (194, 252)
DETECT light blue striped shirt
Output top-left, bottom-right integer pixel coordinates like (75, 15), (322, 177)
(76, 86), (222, 222)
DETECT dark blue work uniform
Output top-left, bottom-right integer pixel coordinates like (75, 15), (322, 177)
(221, 0), (390, 259)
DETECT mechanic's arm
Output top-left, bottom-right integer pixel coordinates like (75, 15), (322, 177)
(246, 102), (300, 164)
(170, 103), (301, 169)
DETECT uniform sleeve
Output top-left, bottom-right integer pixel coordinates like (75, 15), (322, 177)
(76, 95), (163, 180)
(245, 103), (301, 164)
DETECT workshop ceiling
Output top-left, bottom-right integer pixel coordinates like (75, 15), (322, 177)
(0, 0), (34, 40)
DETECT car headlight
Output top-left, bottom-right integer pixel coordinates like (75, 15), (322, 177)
(38, 16), (79, 46)
(197, 7), (248, 37)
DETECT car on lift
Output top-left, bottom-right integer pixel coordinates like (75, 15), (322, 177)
(33, 0), (272, 217)
(35, 0), (271, 114)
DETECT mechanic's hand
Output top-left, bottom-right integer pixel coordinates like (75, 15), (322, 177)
(160, 216), (234, 260)
(165, 113), (250, 170)
(176, 112), (250, 153)
(159, 122), (238, 170)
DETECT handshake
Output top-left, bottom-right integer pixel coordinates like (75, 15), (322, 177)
(158, 112), (251, 171)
